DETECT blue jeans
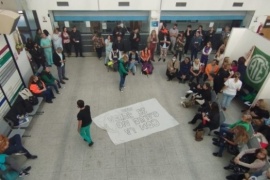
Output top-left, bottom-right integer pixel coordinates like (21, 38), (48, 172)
(191, 48), (199, 61)
(4, 134), (32, 158)
(129, 61), (138, 74)
(221, 93), (235, 108)
(80, 124), (92, 144)
(119, 75), (126, 90)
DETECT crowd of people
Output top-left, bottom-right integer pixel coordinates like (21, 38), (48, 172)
(1, 22), (270, 179)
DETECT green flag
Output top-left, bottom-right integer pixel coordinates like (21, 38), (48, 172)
(245, 47), (270, 91)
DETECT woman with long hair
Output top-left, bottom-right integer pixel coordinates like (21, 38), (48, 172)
(28, 75), (55, 103)
(225, 148), (268, 180)
(220, 72), (242, 111)
(92, 32), (105, 60)
(212, 126), (249, 157)
(141, 47), (154, 75)
(62, 27), (71, 57)
(147, 30), (158, 61)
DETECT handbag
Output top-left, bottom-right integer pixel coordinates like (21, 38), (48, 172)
(195, 129), (204, 141)
(19, 88), (33, 100)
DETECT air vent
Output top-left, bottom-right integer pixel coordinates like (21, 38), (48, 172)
(176, 2), (187, 7)
(233, 2), (243, 7)
(57, 2), (69, 6)
(118, 2), (130, 6)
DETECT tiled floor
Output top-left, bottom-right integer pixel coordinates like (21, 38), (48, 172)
(21, 54), (244, 180)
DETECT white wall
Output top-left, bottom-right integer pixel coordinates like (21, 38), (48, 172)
(225, 28), (270, 61)
(161, 0), (259, 11)
(22, 0), (270, 33)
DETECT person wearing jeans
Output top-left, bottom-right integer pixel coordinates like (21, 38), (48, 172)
(53, 47), (69, 84)
(77, 100), (94, 147)
(1, 134), (37, 159)
(220, 72), (242, 111)
(128, 50), (139, 75)
(190, 31), (202, 61)
(118, 54), (129, 92)
(158, 34), (170, 62)
(41, 67), (61, 94)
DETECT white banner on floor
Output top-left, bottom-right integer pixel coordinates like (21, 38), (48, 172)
(93, 99), (179, 145)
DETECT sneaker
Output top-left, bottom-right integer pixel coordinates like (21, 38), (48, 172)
(213, 131), (219, 136)
(158, 58), (161, 61)
(212, 142), (220, 147)
(89, 142), (94, 147)
(181, 97), (187, 100)
(212, 152), (222, 157)
(63, 77), (69, 80)
(27, 155), (38, 159)
(23, 166), (32, 172)
(186, 90), (193, 94)
(120, 88), (124, 92)
(60, 80), (66, 84)
(212, 138), (219, 142)
(181, 101), (186, 108)
(19, 171), (30, 177)
(163, 59), (165, 62)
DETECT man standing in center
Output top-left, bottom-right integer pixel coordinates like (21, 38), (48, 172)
(77, 100), (94, 147)
(70, 26), (84, 57)
(169, 24), (179, 54)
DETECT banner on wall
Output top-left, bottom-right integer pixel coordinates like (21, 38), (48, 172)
(245, 46), (270, 91)
(93, 99), (179, 145)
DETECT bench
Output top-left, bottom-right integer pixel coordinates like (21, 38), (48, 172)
(0, 119), (25, 138)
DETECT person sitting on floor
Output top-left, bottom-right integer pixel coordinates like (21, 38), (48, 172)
(189, 102), (220, 132)
(166, 55), (179, 81)
(0, 134), (37, 160)
(189, 58), (202, 84)
(204, 59), (219, 85)
(225, 148), (268, 180)
(128, 50), (139, 75)
(181, 82), (203, 100)
(212, 126), (249, 157)
(214, 114), (252, 138)
(178, 57), (191, 83)
(247, 99), (270, 128)
(28, 75), (55, 103)
(181, 82), (212, 108)
(40, 67), (61, 94)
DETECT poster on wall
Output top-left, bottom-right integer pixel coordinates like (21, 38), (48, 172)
(245, 46), (270, 91)
(6, 28), (33, 85)
(0, 91), (10, 119)
(0, 35), (24, 106)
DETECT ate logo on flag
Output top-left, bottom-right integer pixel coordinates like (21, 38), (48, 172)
(246, 54), (269, 84)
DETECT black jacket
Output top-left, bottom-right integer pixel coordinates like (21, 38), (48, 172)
(53, 52), (66, 67)
(70, 30), (82, 43)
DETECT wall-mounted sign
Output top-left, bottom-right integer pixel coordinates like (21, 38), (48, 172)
(151, 21), (158, 27)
